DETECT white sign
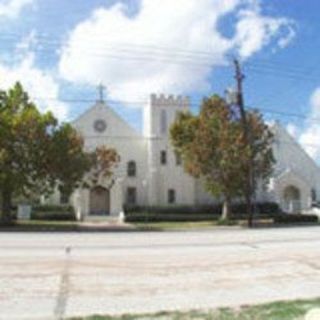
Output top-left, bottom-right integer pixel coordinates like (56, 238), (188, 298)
(17, 205), (31, 221)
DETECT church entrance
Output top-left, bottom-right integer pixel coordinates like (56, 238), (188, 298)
(89, 186), (110, 215)
(283, 185), (301, 213)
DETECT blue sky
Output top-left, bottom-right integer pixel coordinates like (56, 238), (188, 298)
(1, 0), (320, 159)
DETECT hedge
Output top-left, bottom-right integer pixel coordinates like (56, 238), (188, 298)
(31, 205), (76, 221)
(124, 202), (281, 222)
(124, 204), (220, 215)
(274, 214), (319, 224)
(125, 213), (220, 223)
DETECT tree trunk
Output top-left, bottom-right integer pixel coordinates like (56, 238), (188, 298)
(245, 166), (254, 228)
(246, 190), (253, 228)
(1, 189), (12, 225)
(221, 197), (231, 220)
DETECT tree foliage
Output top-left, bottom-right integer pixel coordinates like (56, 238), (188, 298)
(170, 95), (274, 219)
(48, 123), (90, 197)
(0, 83), (119, 224)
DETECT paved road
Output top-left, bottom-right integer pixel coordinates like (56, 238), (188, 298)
(0, 227), (320, 320)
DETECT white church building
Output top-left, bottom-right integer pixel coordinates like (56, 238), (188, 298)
(49, 94), (320, 220)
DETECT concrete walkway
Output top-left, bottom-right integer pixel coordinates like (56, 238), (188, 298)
(0, 227), (320, 319)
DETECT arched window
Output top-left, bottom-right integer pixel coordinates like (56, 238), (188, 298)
(168, 189), (176, 204)
(60, 191), (69, 204)
(283, 185), (301, 213)
(160, 109), (167, 134)
(127, 161), (136, 177)
(160, 150), (167, 165)
(126, 187), (137, 205)
(175, 151), (182, 165)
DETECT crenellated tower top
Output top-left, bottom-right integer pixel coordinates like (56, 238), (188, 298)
(150, 93), (190, 108)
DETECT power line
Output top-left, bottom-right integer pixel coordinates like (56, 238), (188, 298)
(0, 31), (310, 72)
(79, 135), (320, 150)
(30, 95), (318, 123)
(1, 32), (320, 81)
(246, 65), (320, 82)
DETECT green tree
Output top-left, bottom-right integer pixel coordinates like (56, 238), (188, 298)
(0, 83), (57, 223)
(48, 123), (90, 199)
(170, 95), (274, 220)
(85, 145), (120, 187)
(49, 125), (120, 198)
(0, 83), (119, 224)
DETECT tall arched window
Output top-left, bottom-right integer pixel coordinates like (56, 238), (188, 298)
(60, 191), (69, 204)
(127, 161), (136, 177)
(168, 189), (176, 204)
(175, 151), (182, 165)
(160, 109), (167, 134)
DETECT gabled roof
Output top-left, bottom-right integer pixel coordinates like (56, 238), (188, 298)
(71, 101), (143, 139)
(270, 121), (320, 169)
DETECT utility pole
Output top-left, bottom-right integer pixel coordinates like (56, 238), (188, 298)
(233, 58), (254, 227)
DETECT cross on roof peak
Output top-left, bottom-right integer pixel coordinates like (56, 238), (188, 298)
(97, 83), (106, 103)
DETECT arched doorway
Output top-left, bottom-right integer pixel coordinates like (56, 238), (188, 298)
(89, 186), (110, 215)
(283, 185), (301, 213)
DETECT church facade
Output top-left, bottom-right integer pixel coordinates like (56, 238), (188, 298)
(49, 94), (320, 220)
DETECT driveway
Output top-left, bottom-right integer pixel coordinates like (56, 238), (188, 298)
(0, 227), (320, 319)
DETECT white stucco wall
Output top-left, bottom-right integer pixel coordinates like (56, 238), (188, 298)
(70, 102), (148, 218)
(269, 123), (320, 211)
(143, 94), (195, 206)
(48, 98), (320, 218)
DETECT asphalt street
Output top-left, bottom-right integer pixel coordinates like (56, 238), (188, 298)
(0, 226), (320, 320)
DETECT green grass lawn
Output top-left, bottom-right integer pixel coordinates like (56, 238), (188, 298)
(0, 218), (314, 232)
(134, 220), (239, 231)
(0, 219), (240, 232)
(0, 220), (79, 231)
(69, 298), (320, 320)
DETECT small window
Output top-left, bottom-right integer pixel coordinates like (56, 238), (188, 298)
(60, 191), (69, 204)
(127, 161), (136, 177)
(311, 188), (317, 202)
(160, 150), (167, 165)
(160, 109), (167, 134)
(168, 189), (176, 204)
(126, 187), (137, 205)
(175, 151), (182, 165)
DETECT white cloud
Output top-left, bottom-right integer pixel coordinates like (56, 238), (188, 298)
(0, 34), (69, 120)
(278, 25), (296, 49)
(298, 88), (320, 159)
(0, 0), (34, 19)
(286, 123), (299, 139)
(59, 0), (295, 103)
(234, 4), (295, 58)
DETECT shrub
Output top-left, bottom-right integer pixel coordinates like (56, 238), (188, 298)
(125, 213), (219, 223)
(229, 202), (281, 219)
(123, 204), (221, 215)
(124, 202), (281, 222)
(32, 205), (74, 213)
(31, 205), (76, 221)
(274, 214), (319, 224)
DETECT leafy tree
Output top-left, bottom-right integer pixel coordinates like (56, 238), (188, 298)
(84, 146), (120, 187)
(170, 95), (274, 220)
(0, 83), (57, 223)
(0, 83), (119, 225)
(48, 123), (91, 199)
(49, 126), (120, 198)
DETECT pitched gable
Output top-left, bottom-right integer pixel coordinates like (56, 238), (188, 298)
(72, 102), (141, 139)
(271, 122), (320, 184)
